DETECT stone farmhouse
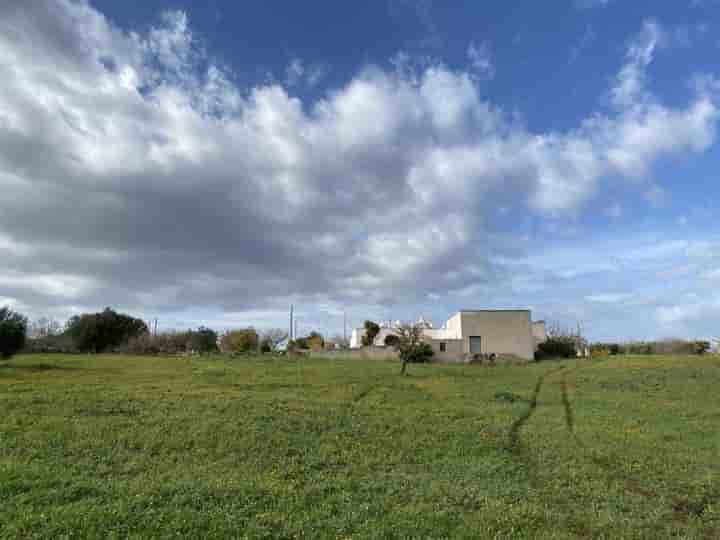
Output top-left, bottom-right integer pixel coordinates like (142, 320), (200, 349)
(350, 310), (547, 362)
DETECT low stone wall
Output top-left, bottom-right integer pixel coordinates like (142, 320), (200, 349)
(314, 348), (532, 365)
(315, 347), (399, 361)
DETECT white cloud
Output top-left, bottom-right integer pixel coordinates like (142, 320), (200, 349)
(612, 20), (664, 109)
(0, 3), (718, 333)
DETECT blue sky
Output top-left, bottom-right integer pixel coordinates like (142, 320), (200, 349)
(1, 0), (719, 342)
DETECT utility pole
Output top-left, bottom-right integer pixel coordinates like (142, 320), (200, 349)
(289, 304), (294, 341)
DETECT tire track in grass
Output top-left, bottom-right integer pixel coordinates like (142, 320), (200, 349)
(352, 383), (377, 403)
(559, 366), (580, 433)
(557, 364), (655, 497)
(507, 365), (566, 451)
(558, 363), (717, 521)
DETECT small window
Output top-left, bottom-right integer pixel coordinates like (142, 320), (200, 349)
(439, 342), (446, 352)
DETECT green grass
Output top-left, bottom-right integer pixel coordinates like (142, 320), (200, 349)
(1, 354), (719, 539)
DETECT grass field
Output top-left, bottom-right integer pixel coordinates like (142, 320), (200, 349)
(1, 354), (718, 539)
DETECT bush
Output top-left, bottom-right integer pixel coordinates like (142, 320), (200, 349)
(536, 337), (576, 360)
(24, 333), (75, 354)
(126, 331), (210, 355)
(220, 328), (258, 353)
(306, 332), (324, 351)
(404, 342), (434, 363)
(126, 333), (166, 355)
(0, 306), (27, 359)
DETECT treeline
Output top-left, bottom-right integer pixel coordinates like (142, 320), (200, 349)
(1, 305), (310, 359)
(590, 339), (711, 356)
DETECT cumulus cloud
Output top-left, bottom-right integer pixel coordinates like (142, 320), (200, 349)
(0, 2), (718, 331)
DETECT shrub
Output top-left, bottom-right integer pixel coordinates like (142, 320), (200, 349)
(0, 306), (27, 359)
(693, 341), (711, 355)
(536, 337), (576, 360)
(221, 328), (258, 353)
(405, 342), (434, 363)
(306, 332), (324, 351)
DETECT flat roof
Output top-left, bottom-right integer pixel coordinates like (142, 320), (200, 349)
(458, 309), (531, 313)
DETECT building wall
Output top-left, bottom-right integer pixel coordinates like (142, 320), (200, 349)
(446, 313), (462, 336)
(349, 328), (363, 348)
(423, 327), (460, 340)
(532, 321), (547, 348)
(350, 327), (401, 348)
(426, 338), (464, 363)
(459, 310), (534, 360)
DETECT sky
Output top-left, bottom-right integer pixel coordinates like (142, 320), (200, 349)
(1, 0), (719, 342)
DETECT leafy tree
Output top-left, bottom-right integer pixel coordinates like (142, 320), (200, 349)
(693, 340), (711, 355)
(361, 320), (380, 347)
(188, 327), (218, 353)
(392, 323), (434, 375)
(0, 306), (27, 359)
(66, 308), (147, 353)
(384, 334), (399, 347)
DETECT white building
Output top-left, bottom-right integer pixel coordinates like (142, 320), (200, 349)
(350, 310), (546, 361)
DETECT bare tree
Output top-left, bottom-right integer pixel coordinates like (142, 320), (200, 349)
(260, 328), (288, 352)
(329, 334), (349, 349)
(30, 317), (62, 338)
(544, 320), (588, 358)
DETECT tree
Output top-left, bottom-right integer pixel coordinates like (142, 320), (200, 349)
(361, 320), (380, 347)
(0, 306), (27, 359)
(392, 323), (434, 375)
(189, 327), (218, 353)
(384, 334), (399, 347)
(66, 308), (147, 353)
(220, 328), (258, 353)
